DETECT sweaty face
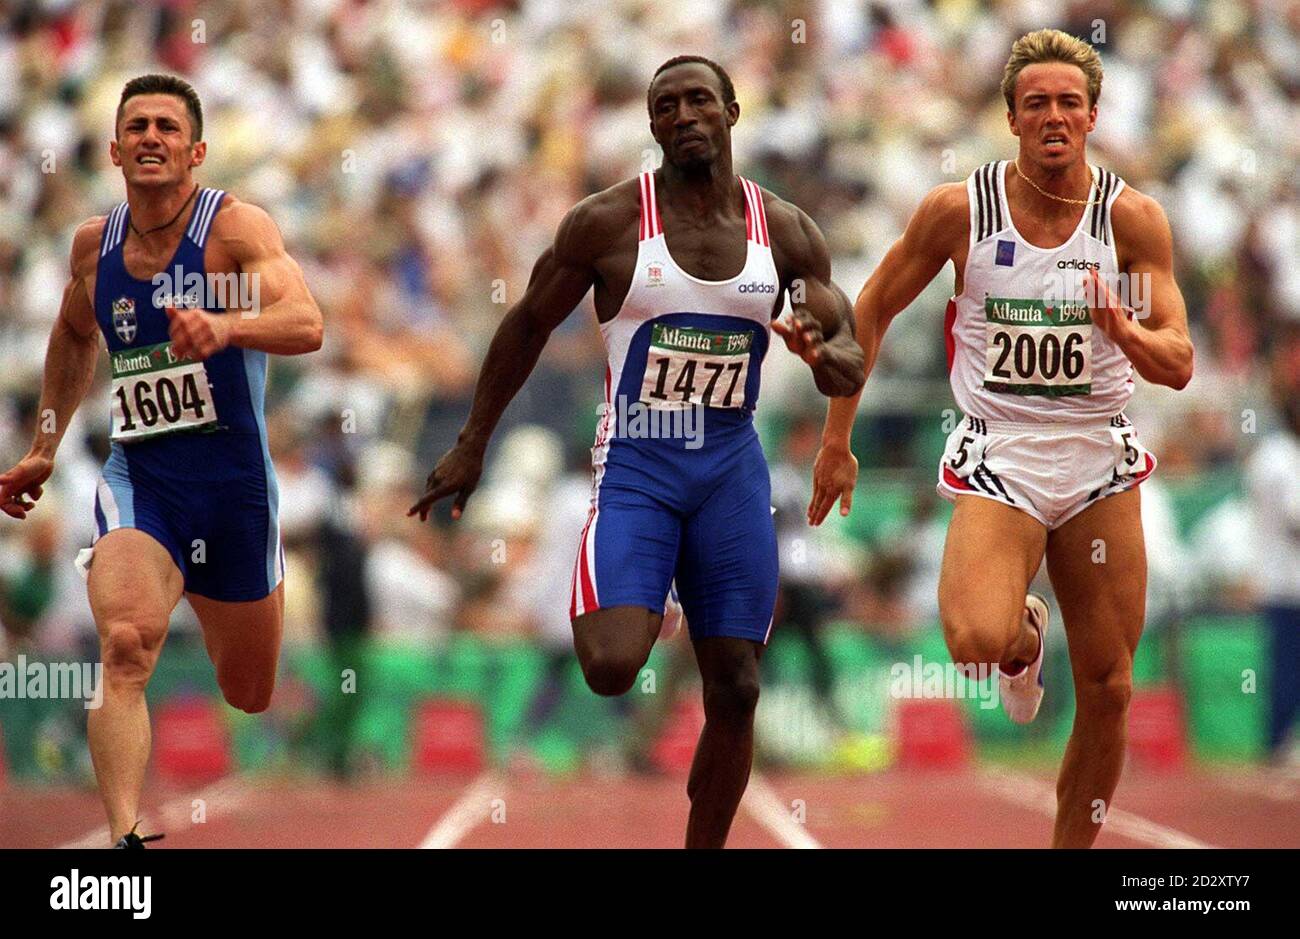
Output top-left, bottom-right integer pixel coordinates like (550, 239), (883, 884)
(1008, 62), (1096, 170)
(648, 63), (738, 170)
(112, 94), (202, 188)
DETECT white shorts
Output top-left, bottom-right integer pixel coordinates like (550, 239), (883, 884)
(936, 413), (1156, 530)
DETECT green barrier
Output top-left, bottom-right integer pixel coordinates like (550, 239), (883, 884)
(0, 694), (85, 780)
(915, 419), (950, 469)
(765, 632), (813, 685)
(443, 634), (491, 700)
(1165, 468), (1241, 540)
(1132, 631), (1166, 686)
(1182, 615), (1267, 761)
(823, 624), (891, 735)
(481, 642), (546, 762)
(12, 611), (1264, 780)
(146, 635), (220, 703)
(842, 480), (913, 546)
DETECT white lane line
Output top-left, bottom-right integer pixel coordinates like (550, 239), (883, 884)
(977, 768), (1215, 849)
(58, 776), (254, 849)
(741, 772), (822, 849)
(1213, 769), (1299, 804)
(418, 771), (506, 849)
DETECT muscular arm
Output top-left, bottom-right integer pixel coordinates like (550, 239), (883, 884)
(409, 197), (604, 520)
(170, 200), (324, 358)
(32, 221), (103, 458)
(0, 220), (102, 517)
(769, 201), (864, 397)
(457, 202), (603, 451)
(1092, 191), (1193, 390)
(820, 184), (966, 448)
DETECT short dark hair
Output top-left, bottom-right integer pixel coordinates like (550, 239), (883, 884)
(117, 74), (203, 142)
(647, 55), (736, 116)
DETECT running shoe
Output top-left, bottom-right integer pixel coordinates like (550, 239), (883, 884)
(998, 593), (1049, 725)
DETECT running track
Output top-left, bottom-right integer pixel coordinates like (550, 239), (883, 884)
(4, 766), (1297, 848)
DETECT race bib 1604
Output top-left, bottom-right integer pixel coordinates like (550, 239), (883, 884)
(109, 341), (218, 442)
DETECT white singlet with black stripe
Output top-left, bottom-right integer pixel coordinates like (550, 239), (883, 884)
(944, 160), (1132, 424)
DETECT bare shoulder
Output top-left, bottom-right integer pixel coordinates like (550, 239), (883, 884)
(1111, 184), (1170, 236)
(756, 187), (829, 277)
(1111, 184), (1173, 261)
(758, 186), (810, 240)
(70, 216), (107, 277)
(207, 194), (281, 243)
(554, 177), (640, 265)
(912, 182), (968, 237)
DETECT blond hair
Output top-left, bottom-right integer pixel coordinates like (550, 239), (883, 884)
(1001, 29), (1102, 112)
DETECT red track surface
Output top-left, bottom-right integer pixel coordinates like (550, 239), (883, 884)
(4, 765), (1296, 849)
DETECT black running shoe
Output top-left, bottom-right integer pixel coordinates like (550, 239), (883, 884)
(113, 822), (164, 849)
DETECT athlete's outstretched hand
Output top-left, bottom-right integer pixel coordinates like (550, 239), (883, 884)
(807, 442), (857, 526)
(0, 453), (53, 520)
(166, 305), (232, 361)
(408, 442), (484, 523)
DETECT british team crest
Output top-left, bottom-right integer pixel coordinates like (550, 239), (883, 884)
(646, 262), (665, 287)
(111, 297), (137, 343)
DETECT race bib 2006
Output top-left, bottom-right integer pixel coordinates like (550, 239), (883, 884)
(983, 298), (1092, 397)
(110, 341), (218, 442)
(640, 323), (752, 410)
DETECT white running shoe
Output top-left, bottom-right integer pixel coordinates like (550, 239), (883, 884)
(658, 582), (684, 641)
(998, 593), (1050, 724)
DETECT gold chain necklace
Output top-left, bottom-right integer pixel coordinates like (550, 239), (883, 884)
(1013, 159), (1102, 207)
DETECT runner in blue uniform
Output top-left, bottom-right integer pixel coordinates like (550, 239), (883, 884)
(410, 57), (864, 847)
(0, 74), (323, 846)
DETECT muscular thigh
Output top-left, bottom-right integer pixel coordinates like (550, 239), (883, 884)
(87, 528), (183, 642)
(676, 451), (778, 644)
(572, 605), (663, 669)
(187, 583), (284, 674)
(573, 483), (679, 619)
(938, 494), (1047, 644)
(1045, 487), (1147, 677)
(184, 471), (282, 603)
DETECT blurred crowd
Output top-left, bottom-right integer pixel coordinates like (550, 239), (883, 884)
(0, 0), (1296, 759)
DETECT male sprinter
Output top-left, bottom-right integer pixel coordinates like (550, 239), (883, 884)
(810, 30), (1192, 847)
(0, 75), (323, 846)
(411, 56), (864, 848)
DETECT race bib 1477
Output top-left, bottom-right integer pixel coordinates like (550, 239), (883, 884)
(640, 323), (753, 410)
(983, 298), (1092, 396)
(109, 341), (218, 442)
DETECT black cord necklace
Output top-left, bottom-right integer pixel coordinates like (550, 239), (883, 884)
(128, 184), (198, 239)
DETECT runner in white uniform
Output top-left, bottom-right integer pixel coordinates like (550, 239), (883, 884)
(809, 30), (1193, 848)
(938, 158), (1155, 528)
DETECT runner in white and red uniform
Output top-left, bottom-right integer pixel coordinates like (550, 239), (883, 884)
(809, 30), (1193, 848)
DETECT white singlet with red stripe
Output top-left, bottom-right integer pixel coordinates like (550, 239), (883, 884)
(588, 171), (779, 481)
(946, 160), (1133, 423)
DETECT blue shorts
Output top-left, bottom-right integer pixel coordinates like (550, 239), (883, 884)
(84, 438), (283, 602)
(570, 421), (778, 644)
